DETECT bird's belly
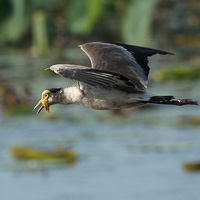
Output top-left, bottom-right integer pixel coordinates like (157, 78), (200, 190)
(80, 96), (140, 110)
(79, 97), (111, 110)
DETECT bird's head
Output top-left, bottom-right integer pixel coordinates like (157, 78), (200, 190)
(34, 88), (62, 114)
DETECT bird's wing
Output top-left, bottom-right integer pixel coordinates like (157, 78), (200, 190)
(49, 64), (139, 92)
(80, 42), (173, 92)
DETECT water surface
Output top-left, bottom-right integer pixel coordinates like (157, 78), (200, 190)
(0, 54), (200, 200)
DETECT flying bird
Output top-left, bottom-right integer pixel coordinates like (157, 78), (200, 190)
(34, 42), (197, 114)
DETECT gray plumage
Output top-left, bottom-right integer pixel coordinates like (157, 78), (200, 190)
(51, 42), (173, 93)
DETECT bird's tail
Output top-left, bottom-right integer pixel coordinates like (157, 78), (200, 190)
(149, 95), (174, 103)
(142, 95), (198, 106)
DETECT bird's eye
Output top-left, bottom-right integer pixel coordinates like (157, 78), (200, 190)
(45, 94), (48, 97)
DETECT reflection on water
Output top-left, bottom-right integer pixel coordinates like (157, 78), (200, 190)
(0, 54), (200, 200)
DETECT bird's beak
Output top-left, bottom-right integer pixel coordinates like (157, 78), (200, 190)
(33, 90), (50, 114)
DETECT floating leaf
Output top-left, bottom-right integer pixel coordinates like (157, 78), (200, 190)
(11, 146), (77, 164)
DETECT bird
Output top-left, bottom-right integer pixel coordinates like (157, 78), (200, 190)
(34, 42), (197, 114)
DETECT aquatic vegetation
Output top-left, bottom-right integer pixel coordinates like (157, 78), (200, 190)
(67, 0), (103, 35)
(179, 116), (200, 126)
(183, 161), (200, 172)
(32, 10), (49, 57)
(11, 146), (77, 164)
(154, 64), (200, 81)
(5, 103), (31, 115)
(0, 0), (160, 56)
(0, 84), (32, 115)
(121, 0), (159, 46)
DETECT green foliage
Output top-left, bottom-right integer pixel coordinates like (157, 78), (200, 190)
(0, 0), (159, 50)
(67, 0), (104, 35)
(32, 10), (49, 56)
(0, 0), (29, 43)
(0, 0), (12, 20)
(29, 0), (62, 10)
(121, 0), (159, 45)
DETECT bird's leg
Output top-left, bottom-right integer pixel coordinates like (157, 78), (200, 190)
(141, 98), (198, 106)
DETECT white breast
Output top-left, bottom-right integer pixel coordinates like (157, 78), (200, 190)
(64, 84), (148, 110)
(80, 88), (138, 110)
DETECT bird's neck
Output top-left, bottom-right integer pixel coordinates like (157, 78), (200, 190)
(61, 85), (83, 105)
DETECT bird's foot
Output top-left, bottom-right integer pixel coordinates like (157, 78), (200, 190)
(177, 99), (198, 106)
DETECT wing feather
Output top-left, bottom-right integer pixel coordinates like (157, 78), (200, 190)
(49, 42), (173, 93)
(50, 64), (114, 90)
(49, 64), (138, 92)
(80, 42), (173, 92)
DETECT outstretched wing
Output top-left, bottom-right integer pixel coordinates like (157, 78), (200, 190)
(49, 42), (173, 93)
(49, 64), (139, 92)
(80, 42), (173, 92)
(112, 43), (174, 77)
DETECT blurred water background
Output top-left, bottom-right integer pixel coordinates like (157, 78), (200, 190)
(0, 0), (200, 200)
